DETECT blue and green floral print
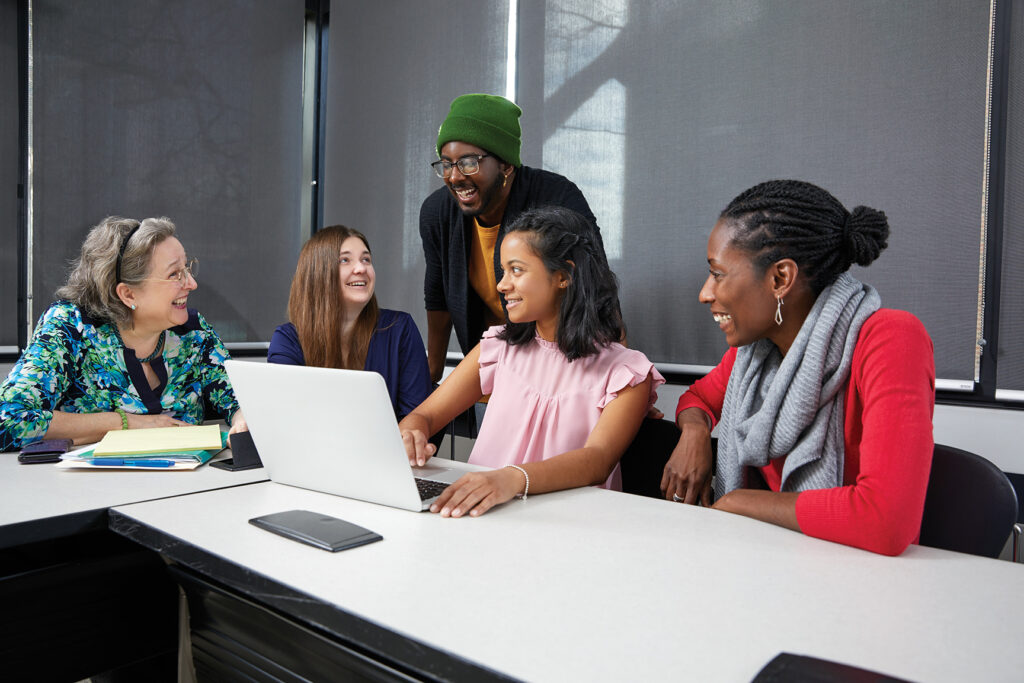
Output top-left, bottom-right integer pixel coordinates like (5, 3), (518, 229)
(0, 301), (239, 451)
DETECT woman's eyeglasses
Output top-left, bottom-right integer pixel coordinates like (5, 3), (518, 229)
(146, 258), (198, 285)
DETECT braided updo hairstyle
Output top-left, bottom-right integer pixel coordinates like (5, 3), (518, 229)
(721, 180), (890, 294)
(497, 206), (624, 361)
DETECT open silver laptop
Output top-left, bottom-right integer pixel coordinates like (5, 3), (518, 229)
(225, 360), (461, 511)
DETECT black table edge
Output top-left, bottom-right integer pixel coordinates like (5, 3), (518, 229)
(0, 507), (109, 549)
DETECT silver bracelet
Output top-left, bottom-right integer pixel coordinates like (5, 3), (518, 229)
(505, 464), (529, 501)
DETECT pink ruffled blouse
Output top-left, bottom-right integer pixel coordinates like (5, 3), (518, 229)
(469, 326), (665, 490)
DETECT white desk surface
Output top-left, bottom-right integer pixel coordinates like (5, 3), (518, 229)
(111, 462), (1024, 683)
(0, 447), (268, 542)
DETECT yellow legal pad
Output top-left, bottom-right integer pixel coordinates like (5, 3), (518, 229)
(93, 424), (224, 456)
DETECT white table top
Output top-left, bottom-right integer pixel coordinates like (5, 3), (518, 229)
(111, 463), (1024, 683)
(0, 446), (268, 547)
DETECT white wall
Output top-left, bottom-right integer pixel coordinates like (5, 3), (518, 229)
(933, 404), (1024, 475)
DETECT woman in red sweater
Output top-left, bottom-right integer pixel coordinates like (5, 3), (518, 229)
(662, 180), (935, 555)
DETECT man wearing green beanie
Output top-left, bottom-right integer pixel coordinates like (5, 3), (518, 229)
(420, 93), (605, 383)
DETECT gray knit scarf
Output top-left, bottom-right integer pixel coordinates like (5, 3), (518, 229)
(714, 273), (881, 499)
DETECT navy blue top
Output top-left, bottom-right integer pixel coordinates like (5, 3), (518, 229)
(267, 309), (431, 420)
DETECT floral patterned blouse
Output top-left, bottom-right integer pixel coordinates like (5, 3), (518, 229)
(0, 300), (239, 451)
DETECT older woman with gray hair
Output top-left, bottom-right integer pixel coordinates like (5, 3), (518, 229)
(0, 216), (246, 451)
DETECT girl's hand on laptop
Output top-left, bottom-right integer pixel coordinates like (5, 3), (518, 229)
(428, 469), (522, 518)
(400, 427), (437, 466)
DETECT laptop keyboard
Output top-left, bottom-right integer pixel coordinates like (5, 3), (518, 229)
(415, 478), (450, 501)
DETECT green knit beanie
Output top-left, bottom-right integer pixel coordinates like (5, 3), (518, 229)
(436, 94), (522, 167)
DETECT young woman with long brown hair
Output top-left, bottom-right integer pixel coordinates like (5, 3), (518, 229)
(268, 226), (431, 420)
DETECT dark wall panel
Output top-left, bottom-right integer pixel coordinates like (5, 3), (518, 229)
(519, 0), (989, 380)
(1, 0), (19, 348)
(998, 0), (1024, 393)
(321, 1), (508, 341)
(32, 0), (306, 342)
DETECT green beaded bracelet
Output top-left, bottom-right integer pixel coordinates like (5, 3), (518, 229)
(114, 407), (129, 430)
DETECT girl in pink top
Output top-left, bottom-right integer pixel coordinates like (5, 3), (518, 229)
(400, 206), (664, 518)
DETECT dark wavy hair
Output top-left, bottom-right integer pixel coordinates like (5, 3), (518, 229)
(721, 179), (890, 294)
(497, 206), (623, 361)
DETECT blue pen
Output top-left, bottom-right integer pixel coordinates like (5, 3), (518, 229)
(91, 458), (176, 467)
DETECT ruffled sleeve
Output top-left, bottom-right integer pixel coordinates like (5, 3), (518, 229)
(476, 325), (508, 395)
(597, 347), (665, 410)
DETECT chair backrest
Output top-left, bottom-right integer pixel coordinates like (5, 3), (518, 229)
(619, 418), (681, 498)
(919, 444), (1019, 558)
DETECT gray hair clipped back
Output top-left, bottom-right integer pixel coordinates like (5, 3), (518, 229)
(56, 216), (176, 327)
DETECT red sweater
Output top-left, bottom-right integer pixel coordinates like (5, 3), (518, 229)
(678, 309), (935, 556)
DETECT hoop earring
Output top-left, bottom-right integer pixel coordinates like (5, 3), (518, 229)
(774, 297), (783, 326)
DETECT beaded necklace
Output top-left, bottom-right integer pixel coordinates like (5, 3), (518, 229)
(113, 327), (166, 363)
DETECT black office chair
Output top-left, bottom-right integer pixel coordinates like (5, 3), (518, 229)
(919, 444), (1018, 558)
(619, 418), (681, 499)
(441, 404), (480, 459)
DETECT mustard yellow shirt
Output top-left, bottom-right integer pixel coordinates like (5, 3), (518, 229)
(468, 219), (505, 326)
